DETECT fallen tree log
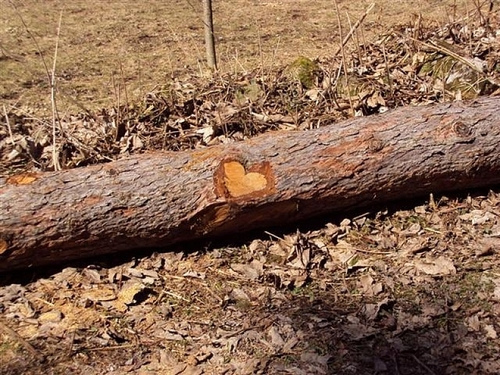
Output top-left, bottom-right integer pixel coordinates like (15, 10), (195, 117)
(1, 97), (500, 271)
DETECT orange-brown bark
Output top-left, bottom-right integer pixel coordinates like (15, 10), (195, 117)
(1, 97), (500, 271)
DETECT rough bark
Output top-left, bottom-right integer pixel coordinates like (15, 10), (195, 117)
(1, 97), (500, 271)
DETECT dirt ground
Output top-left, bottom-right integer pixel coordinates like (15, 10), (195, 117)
(1, 0), (500, 374)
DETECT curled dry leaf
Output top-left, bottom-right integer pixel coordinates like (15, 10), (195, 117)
(268, 325), (285, 349)
(358, 274), (384, 296)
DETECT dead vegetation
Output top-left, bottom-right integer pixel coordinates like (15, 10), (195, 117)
(1, 0), (500, 374)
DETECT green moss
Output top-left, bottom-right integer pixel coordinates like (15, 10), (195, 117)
(286, 56), (320, 89)
(235, 80), (264, 104)
(418, 53), (495, 99)
(335, 74), (372, 97)
(235, 298), (253, 311)
(291, 284), (317, 302)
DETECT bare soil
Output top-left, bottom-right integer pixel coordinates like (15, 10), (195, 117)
(1, 0), (500, 374)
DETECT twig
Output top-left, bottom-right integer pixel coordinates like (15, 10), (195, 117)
(9, 0), (51, 82)
(352, 212), (370, 221)
(345, 11), (361, 64)
(232, 51), (248, 75)
(420, 39), (483, 73)
(86, 344), (135, 352)
(355, 248), (393, 255)
(119, 60), (129, 119)
(264, 230), (284, 241)
(221, 324), (266, 339)
(66, 329), (76, 357)
(423, 227), (442, 235)
(486, 0), (494, 28)
(164, 290), (190, 302)
(272, 35), (282, 70)
(414, 37), (494, 77)
(451, 0), (457, 23)
(439, 204), (468, 214)
(2, 104), (15, 145)
(360, 18), (367, 56)
(0, 320), (44, 361)
(332, 3), (375, 58)
(32, 297), (55, 307)
(472, 0), (486, 26)
(10, 1), (63, 170)
(333, 0), (354, 115)
(112, 74), (120, 138)
(161, 273), (223, 304)
(407, 36), (500, 87)
(411, 354), (437, 375)
(51, 11), (63, 171)
(256, 21), (265, 82)
(381, 43), (395, 102)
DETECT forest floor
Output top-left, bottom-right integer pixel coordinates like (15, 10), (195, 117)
(1, 0), (500, 374)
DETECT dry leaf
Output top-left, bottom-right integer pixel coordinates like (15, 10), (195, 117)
(81, 287), (116, 303)
(230, 260), (263, 280)
(268, 325), (285, 349)
(38, 309), (63, 323)
(414, 256), (456, 276)
(484, 324), (498, 339)
(114, 281), (145, 311)
(459, 210), (496, 225)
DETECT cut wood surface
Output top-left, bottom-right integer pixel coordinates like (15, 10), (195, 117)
(1, 97), (500, 271)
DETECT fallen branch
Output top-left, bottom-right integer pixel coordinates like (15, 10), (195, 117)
(1, 97), (500, 271)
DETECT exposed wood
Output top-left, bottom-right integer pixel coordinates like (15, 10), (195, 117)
(1, 97), (500, 271)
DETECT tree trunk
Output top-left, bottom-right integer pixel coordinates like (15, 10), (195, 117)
(1, 97), (500, 271)
(203, 0), (217, 70)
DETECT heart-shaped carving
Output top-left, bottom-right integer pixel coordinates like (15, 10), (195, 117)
(224, 161), (267, 198)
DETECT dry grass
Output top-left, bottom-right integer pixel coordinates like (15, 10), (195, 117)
(1, 0), (469, 115)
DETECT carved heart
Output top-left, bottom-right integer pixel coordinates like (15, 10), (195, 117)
(224, 161), (267, 198)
